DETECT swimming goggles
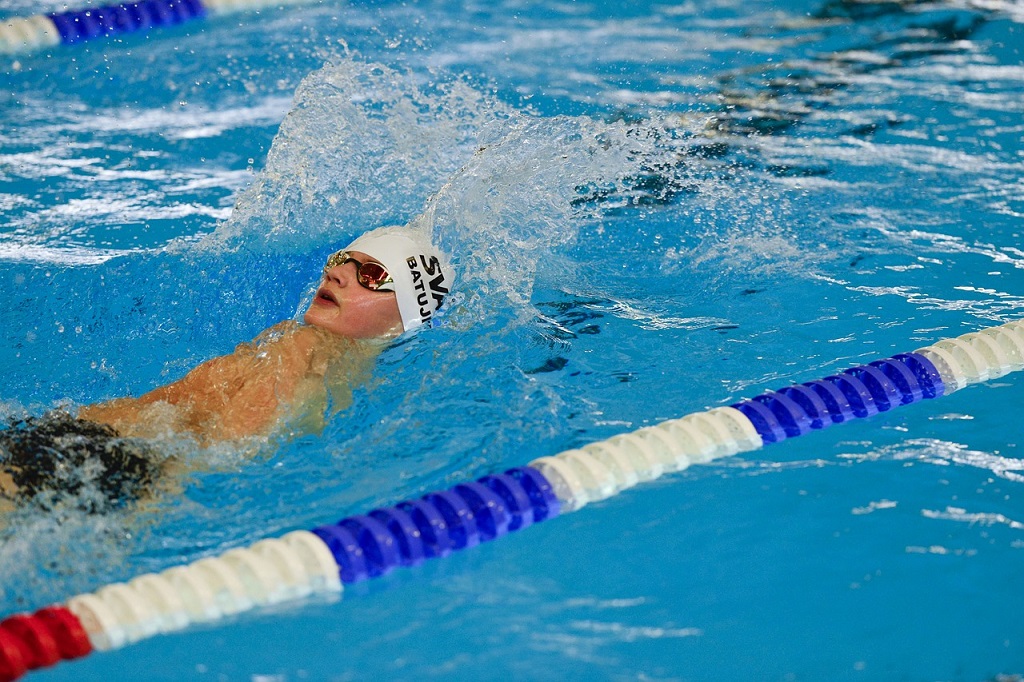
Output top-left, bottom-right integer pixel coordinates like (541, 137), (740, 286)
(323, 250), (396, 292)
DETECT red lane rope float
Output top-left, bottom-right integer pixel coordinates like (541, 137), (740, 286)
(0, 607), (91, 682)
(1, 320), (1021, 681)
(0, 467), (560, 681)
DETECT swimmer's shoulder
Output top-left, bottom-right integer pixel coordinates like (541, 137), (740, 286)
(250, 320), (369, 369)
(235, 321), (328, 354)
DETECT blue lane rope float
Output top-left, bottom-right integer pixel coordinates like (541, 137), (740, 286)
(309, 467), (559, 584)
(47, 0), (206, 47)
(0, 0), (317, 55)
(1, 318), (1022, 680)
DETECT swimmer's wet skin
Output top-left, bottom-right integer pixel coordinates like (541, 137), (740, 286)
(2, 226), (453, 510)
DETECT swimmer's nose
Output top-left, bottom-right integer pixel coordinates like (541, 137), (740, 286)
(325, 261), (357, 286)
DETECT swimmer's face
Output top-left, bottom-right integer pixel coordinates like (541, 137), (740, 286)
(303, 250), (403, 339)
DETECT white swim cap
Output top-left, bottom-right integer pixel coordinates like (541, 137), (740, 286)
(344, 226), (454, 332)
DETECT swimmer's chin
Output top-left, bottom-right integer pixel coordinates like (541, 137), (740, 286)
(301, 310), (403, 341)
(312, 324), (403, 343)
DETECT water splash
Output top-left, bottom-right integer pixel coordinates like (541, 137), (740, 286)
(199, 59), (515, 254)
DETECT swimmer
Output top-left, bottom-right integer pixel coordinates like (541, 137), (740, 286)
(0, 225), (454, 509)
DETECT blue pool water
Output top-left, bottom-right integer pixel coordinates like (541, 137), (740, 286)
(1, 0), (1023, 679)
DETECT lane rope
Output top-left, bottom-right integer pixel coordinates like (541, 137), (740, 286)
(0, 0), (318, 55)
(1, 318), (1021, 680)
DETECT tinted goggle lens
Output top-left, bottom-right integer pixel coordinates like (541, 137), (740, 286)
(324, 251), (395, 292)
(355, 261), (392, 290)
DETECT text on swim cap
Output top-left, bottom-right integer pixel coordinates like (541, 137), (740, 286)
(407, 255), (449, 325)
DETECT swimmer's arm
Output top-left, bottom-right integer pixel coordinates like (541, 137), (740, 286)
(80, 323), (328, 440)
(77, 354), (263, 440)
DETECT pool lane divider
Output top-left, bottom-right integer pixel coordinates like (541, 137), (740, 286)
(0, 0), (318, 56)
(1, 318), (1022, 680)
